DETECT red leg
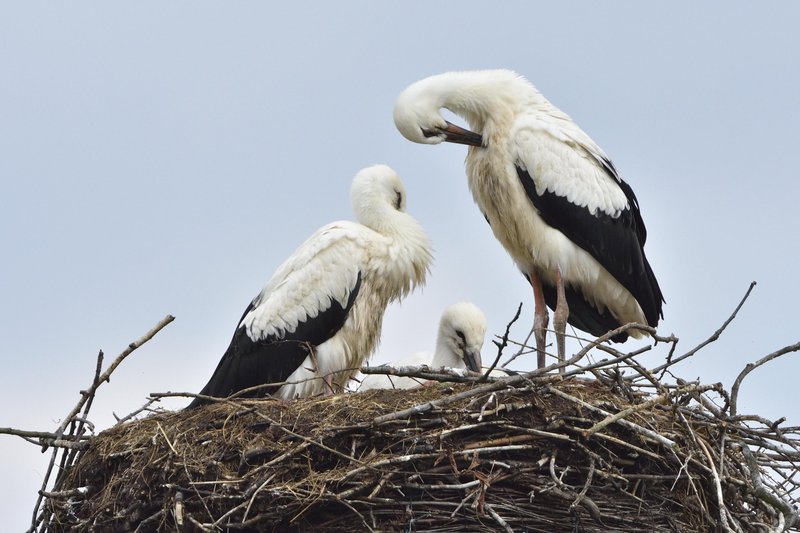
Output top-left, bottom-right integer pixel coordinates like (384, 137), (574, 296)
(323, 373), (336, 396)
(529, 270), (549, 369)
(553, 268), (569, 374)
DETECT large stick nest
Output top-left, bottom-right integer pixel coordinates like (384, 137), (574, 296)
(46, 375), (795, 532)
(20, 305), (798, 532)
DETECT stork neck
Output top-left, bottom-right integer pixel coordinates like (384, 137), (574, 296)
(359, 207), (431, 298)
(430, 70), (560, 138)
(431, 71), (522, 131)
(432, 329), (459, 369)
(359, 203), (408, 237)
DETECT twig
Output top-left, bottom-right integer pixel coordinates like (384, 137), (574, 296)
(481, 302), (522, 380)
(570, 456), (595, 511)
(485, 503), (514, 533)
(730, 341), (800, 417)
(115, 397), (160, 425)
(27, 315), (175, 533)
(653, 281), (756, 377)
(340, 444), (537, 485)
(697, 438), (735, 533)
(741, 445), (799, 530)
(0, 428), (91, 441)
(583, 384), (716, 438)
(401, 479), (482, 491)
(56, 315), (175, 437)
(546, 386), (676, 448)
(359, 364), (480, 383)
(255, 413), (366, 467)
(38, 486), (91, 499)
(156, 422), (178, 454)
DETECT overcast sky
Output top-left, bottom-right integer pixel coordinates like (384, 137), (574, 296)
(2, 3), (799, 530)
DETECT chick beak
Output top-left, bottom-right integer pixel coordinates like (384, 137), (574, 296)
(463, 348), (482, 373)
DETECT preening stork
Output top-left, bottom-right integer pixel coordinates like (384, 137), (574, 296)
(188, 164), (432, 408)
(358, 301), (486, 390)
(394, 69), (664, 370)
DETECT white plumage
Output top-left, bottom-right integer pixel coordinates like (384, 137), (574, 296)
(189, 164), (432, 407)
(358, 302), (486, 390)
(394, 69), (663, 369)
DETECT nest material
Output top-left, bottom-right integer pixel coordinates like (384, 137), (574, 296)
(46, 376), (790, 532)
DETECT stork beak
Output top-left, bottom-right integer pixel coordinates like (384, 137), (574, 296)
(440, 121), (483, 147)
(463, 348), (482, 373)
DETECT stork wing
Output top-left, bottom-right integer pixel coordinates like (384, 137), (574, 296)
(512, 126), (664, 327)
(188, 223), (365, 407)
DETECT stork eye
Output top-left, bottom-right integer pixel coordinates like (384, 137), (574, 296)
(421, 127), (437, 138)
(394, 190), (403, 210)
(455, 330), (466, 344)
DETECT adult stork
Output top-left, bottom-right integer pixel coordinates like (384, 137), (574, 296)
(188, 164), (432, 408)
(394, 69), (664, 370)
(359, 301), (486, 390)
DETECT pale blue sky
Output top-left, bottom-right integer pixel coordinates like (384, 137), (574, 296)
(2, 3), (799, 530)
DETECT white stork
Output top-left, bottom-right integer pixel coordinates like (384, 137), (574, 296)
(188, 164), (432, 408)
(393, 69), (664, 370)
(358, 301), (486, 390)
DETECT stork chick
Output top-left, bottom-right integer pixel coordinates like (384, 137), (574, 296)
(359, 302), (486, 390)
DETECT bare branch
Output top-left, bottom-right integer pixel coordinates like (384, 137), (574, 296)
(26, 315), (175, 533)
(730, 340), (800, 417)
(0, 428), (91, 442)
(481, 302), (522, 379)
(653, 281), (757, 377)
(55, 315), (175, 437)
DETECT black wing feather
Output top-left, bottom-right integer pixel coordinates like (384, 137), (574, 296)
(187, 272), (362, 408)
(515, 165), (663, 331)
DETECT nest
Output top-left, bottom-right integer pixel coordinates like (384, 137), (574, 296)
(44, 375), (796, 532)
(16, 307), (800, 532)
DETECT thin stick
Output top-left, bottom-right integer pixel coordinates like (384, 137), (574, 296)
(359, 365), (480, 383)
(570, 456), (596, 511)
(697, 438), (734, 533)
(740, 445), (800, 529)
(584, 384), (715, 437)
(546, 386), (676, 448)
(0, 428), (92, 441)
(481, 302), (522, 380)
(114, 397), (160, 425)
(56, 315), (175, 437)
(485, 503), (514, 533)
(653, 281), (756, 377)
(730, 341), (800, 417)
(27, 315), (175, 533)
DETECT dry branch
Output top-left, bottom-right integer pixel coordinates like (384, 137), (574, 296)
(730, 341), (800, 417)
(20, 315), (175, 533)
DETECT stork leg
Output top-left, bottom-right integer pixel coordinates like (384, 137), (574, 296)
(528, 271), (549, 369)
(553, 268), (569, 374)
(322, 373), (336, 396)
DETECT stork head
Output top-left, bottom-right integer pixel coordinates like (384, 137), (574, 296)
(350, 164), (432, 295)
(434, 302), (486, 373)
(351, 164), (406, 219)
(393, 77), (483, 147)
